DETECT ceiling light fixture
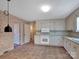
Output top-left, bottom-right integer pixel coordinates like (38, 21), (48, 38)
(41, 5), (51, 12)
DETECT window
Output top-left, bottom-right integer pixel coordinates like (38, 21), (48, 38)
(76, 17), (79, 32)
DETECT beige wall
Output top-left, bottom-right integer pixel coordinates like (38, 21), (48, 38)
(66, 8), (79, 37)
(0, 10), (30, 55)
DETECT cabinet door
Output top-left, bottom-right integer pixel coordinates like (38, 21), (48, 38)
(70, 42), (77, 59)
(36, 20), (50, 30)
(54, 36), (63, 46)
(49, 20), (54, 30)
(76, 45), (79, 59)
(36, 21), (41, 30)
(49, 35), (55, 46)
(54, 20), (65, 30)
(67, 40), (71, 54)
(64, 38), (71, 54)
(42, 20), (50, 28)
(64, 38), (67, 49)
(34, 35), (40, 44)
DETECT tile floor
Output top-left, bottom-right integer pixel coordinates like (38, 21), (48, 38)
(0, 43), (72, 59)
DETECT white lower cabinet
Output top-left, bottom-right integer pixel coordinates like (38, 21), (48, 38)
(54, 36), (63, 46)
(67, 40), (71, 54)
(64, 37), (78, 59)
(34, 35), (63, 46)
(76, 45), (79, 59)
(49, 36), (55, 46)
(34, 35), (40, 45)
(70, 42), (77, 59)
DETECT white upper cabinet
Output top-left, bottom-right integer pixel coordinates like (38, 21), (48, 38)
(36, 19), (65, 31)
(54, 19), (65, 30)
(49, 20), (54, 30)
(36, 20), (50, 31)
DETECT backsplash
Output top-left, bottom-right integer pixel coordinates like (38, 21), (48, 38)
(67, 32), (79, 38)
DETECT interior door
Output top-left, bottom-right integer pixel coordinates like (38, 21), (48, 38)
(13, 23), (20, 45)
(24, 24), (30, 43)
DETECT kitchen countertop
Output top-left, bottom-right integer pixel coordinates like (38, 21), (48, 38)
(65, 36), (79, 45)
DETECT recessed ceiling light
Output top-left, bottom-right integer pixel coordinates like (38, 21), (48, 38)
(41, 5), (51, 12)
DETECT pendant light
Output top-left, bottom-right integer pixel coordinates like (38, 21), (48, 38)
(4, 0), (12, 32)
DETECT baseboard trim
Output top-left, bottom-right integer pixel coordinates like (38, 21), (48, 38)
(34, 44), (64, 48)
(63, 47), (73, 59)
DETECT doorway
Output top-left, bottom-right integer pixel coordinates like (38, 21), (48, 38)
(30, 22), (36, 44)
(13, 23), (20, 48)
(23, 24), (30, 44)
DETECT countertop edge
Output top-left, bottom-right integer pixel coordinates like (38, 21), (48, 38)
(64, 36), (79, 45)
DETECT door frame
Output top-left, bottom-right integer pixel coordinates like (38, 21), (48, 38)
(13, 23), (20, 45)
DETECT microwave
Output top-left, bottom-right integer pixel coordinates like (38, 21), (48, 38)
(41, 28), (50, 32)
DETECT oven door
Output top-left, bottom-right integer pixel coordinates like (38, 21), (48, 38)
(41, 35), (49, 45)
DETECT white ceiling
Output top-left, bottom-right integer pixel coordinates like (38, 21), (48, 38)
(0, 0), (79, 21)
